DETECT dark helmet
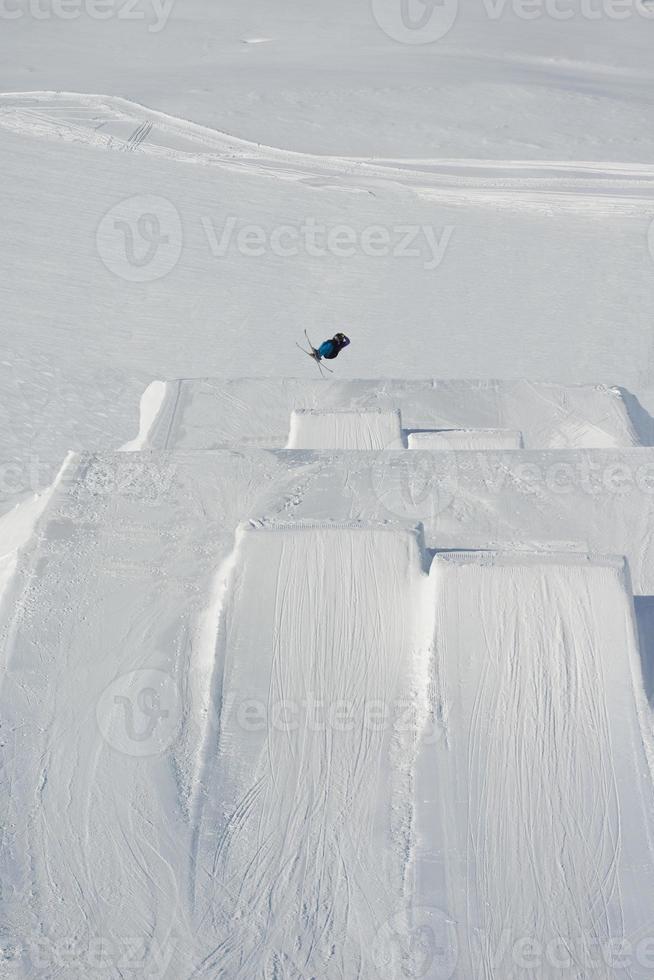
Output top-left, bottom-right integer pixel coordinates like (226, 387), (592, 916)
(334, 332), (350, 346)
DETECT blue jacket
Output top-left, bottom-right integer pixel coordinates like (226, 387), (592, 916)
(318, 334), (350, 359)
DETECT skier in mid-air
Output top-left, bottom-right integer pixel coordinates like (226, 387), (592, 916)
(316, 333), (351, 360)
(297, 331), (351, 376)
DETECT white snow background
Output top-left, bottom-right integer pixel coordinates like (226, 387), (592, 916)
(2, 0), (654, 977)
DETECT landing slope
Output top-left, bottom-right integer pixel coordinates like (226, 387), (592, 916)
(417, 553), (654, 978)
(192, 522), (428, 979)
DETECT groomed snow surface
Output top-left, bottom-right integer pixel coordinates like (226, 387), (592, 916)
(146, 378), (643, 451)
(2, 380), (654, 978)
(5, 2), (654, 974)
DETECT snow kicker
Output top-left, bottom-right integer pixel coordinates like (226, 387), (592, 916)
(3, 370), (654, 978)
(2, 448), (654, 976)
(143, 378), (642, 451)
(408, 428), (524, 450)
(287, 408), (403, 450)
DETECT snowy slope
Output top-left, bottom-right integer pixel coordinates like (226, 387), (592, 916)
(4, 0), (654, 976)
(191, 522), (428, 978)
(5, 92), (654, 213)
(416, 552), (654, 978)
(3, 451), (654, 975)
(2, 1), (654, 162)
(1, 89), (654, 516)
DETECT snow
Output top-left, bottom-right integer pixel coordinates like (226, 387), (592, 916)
(4, 92), (654, 213)
(287, 408), (404, 449)
(0, 452), (73, 608)
(5, 445), (654, 974)
(4, 2), (654, 977)
(417, 552), (654, 978)
(119, 379), (166, 451)
(144, 378), (642, 451)
(408, 428), (524, 449)
(192, 521), (428, 977)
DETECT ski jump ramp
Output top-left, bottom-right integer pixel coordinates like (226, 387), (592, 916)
(140, 379), (642, 451)
(417, 552), (654, 979)
(408, 428), (524, 450)
(2, 456), (654, 975)
(287, 408), (403, 449)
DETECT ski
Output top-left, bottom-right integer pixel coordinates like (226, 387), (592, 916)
(305, 331), (335, 374)
(296, 343), (333, 377)
(296, 332), (334, 377)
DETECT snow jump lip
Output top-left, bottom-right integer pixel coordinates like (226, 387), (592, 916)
(430, 549), (627, 569)
(3, 91), (654, 211)
(287, 407), (404, 450)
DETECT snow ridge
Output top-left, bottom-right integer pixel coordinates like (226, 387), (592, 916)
(3, 92), (654, 212)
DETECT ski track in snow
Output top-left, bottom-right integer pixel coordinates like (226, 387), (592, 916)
(3, 442), (654, 976)
(3, 92), (654, 213)
(469, 569), (620, 977)
(0, 461), (196, 978)
(191, 523), (426, 979)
